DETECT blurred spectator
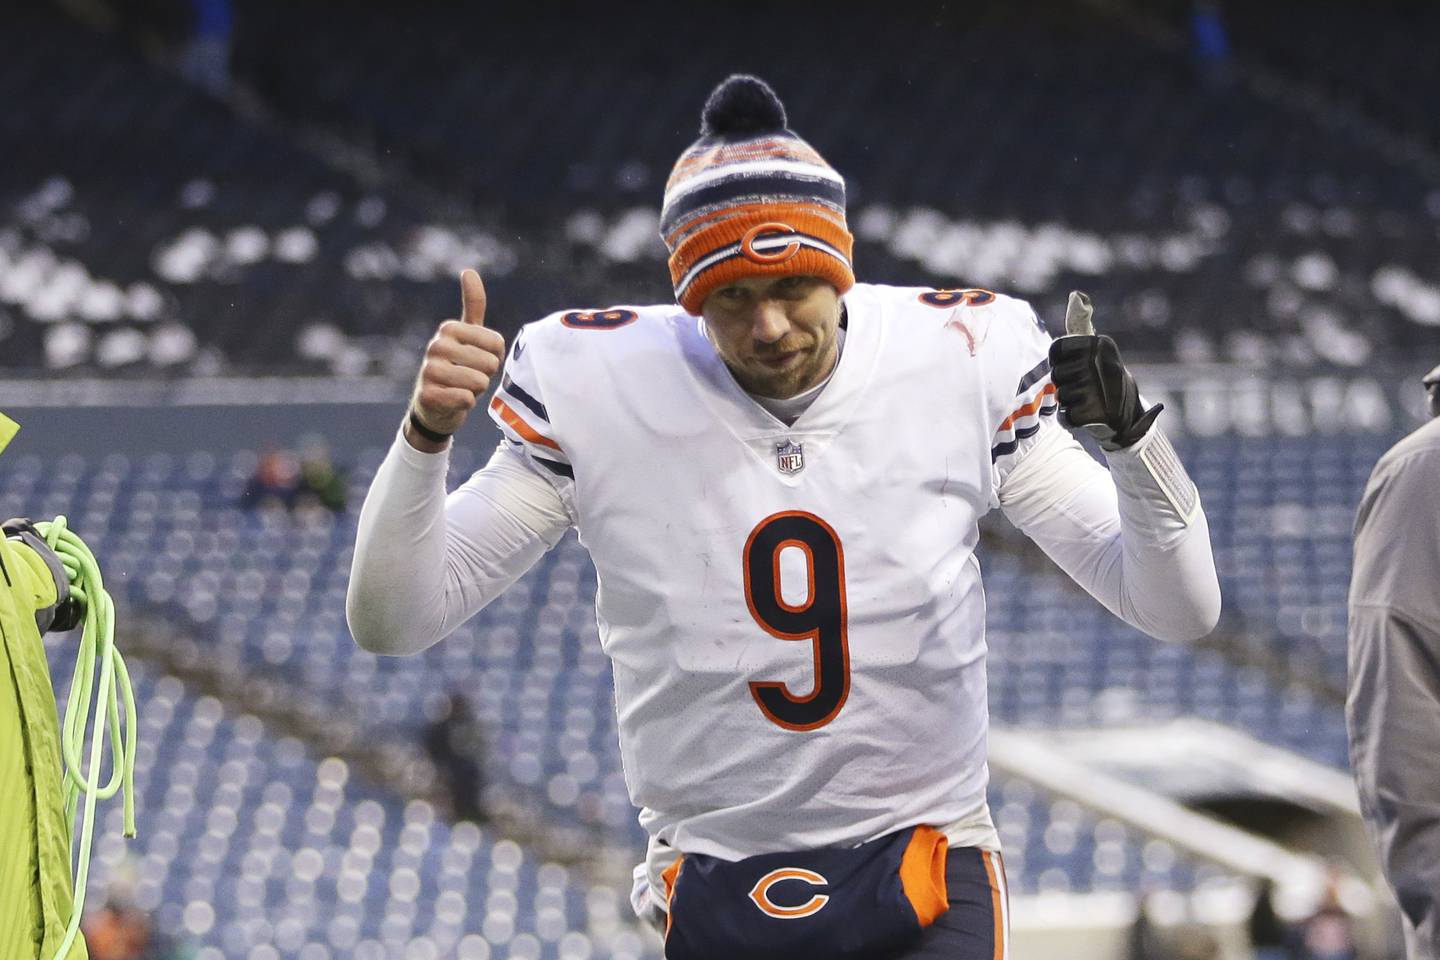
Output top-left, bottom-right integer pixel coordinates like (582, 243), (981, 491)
(1249, 878), (1292, 960)
(297, 442), (347, 513)
(423, 691), (489, 824)
(243, 448), (301, 510)
(83, 898), (182, 960)
(243, 445), (345, 513)
(1294, 873), (1359, 960)
(1128, 889), (1169, 960)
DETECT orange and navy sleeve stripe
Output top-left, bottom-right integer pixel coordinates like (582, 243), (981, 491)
(990, 357), (1057, 463)
(489, 373), (572, 479)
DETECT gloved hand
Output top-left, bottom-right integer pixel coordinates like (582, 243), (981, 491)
(1048, 291), (1163, 451)
(2, 518), (83, 633)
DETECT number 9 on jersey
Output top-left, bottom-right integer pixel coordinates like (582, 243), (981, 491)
(743, 511), (851, 731)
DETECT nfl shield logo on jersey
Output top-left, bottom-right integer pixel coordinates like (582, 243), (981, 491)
(775, 439), (804, 475)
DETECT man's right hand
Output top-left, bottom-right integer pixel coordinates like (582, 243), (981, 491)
(406, 269), (506, 451)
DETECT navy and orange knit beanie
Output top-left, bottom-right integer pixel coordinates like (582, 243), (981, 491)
(660, 75), (856, 315)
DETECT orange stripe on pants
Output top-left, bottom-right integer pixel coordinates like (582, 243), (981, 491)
(980, 850), (1009, 960)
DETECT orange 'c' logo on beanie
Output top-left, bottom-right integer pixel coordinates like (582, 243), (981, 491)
(748, 868), (831, 919)
(741, 222), (801, 265)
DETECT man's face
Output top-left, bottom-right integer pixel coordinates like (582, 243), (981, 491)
(700, 275), (843, 399)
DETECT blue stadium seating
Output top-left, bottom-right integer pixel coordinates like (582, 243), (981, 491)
(9, 0), (1420, 944)
(47, 658), (654, 959)
(989, 774), (1232, 897)
(11, 430), (1355, 949)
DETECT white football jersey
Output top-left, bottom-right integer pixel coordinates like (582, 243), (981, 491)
(488, 283), (1057, 860)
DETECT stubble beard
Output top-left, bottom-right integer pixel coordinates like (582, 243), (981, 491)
(744, 326), (838, 399)
(714, 299), (843, 400)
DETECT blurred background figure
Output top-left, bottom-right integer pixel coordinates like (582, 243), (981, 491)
(1249, 878), (1292, 960)
(423, 691), (489, 825)
(242, 443), (345, 513)
(83, 899), (152, 960)
(1295, 870), (1360, 960)
(1348, 366), (1440, 960)
(242, 448), (301, 510)
(294, 437), (347, 514)
(83, 896), (184, 960)
(1127, 887), (1171, 960)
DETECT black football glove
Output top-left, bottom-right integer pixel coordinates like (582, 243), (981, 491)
(1047, 291), (1162, 451)
(3, 517), (84, 633)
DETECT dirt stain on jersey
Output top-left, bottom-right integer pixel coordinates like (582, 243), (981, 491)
(947, 317), (978, 356)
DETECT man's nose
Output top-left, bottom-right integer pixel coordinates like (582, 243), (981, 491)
(750, 300), (790, 344)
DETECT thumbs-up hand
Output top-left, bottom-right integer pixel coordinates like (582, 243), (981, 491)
(1047, 290), (1162, 451)
(406, 269), (507, 450)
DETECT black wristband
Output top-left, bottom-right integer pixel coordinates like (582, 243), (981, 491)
(408, 410), (453, 444)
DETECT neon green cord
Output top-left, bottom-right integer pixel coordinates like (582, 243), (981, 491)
(37, 516), (138, 960)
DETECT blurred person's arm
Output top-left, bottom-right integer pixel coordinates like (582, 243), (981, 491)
(1348, 439), (1440, 957)
(347, 438), (571, 656)
(999, 421), (1221, 644)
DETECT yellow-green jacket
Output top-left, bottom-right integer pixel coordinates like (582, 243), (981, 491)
(0, 415), (86, 960)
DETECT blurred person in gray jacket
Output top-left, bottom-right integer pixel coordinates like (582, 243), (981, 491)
(1347, 363), (1440, 960)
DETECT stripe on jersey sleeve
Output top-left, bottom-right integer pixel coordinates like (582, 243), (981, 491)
(990, 366), (1058, 463)
(498, 373), (549, 423)
(1014, 357), (1050, 395)
(490, 394), (565, 455)
(506, 439), (573, 479)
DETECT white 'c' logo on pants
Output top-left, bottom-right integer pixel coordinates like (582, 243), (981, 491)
(748, 868), (830, 919)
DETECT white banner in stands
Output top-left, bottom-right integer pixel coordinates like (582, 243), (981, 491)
(0, 369), (1429, 436)
(1135, 367), (1432, 437)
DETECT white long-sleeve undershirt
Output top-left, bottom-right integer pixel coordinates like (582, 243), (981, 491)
(997, 421), (1220, 643)
(346, 433), (571, 655)
(346, 420), (1219, 656)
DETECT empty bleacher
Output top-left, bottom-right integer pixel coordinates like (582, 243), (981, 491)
(6, 3), (1440, 379)
(51, 659), (647, 959)
(11, 424), (1373, 955)
(7, 0), (1430, 953)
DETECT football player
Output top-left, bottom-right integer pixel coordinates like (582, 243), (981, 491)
(348, 75), (1221, 959)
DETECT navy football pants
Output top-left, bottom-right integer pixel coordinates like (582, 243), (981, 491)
(889, 848), (1009, 960)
